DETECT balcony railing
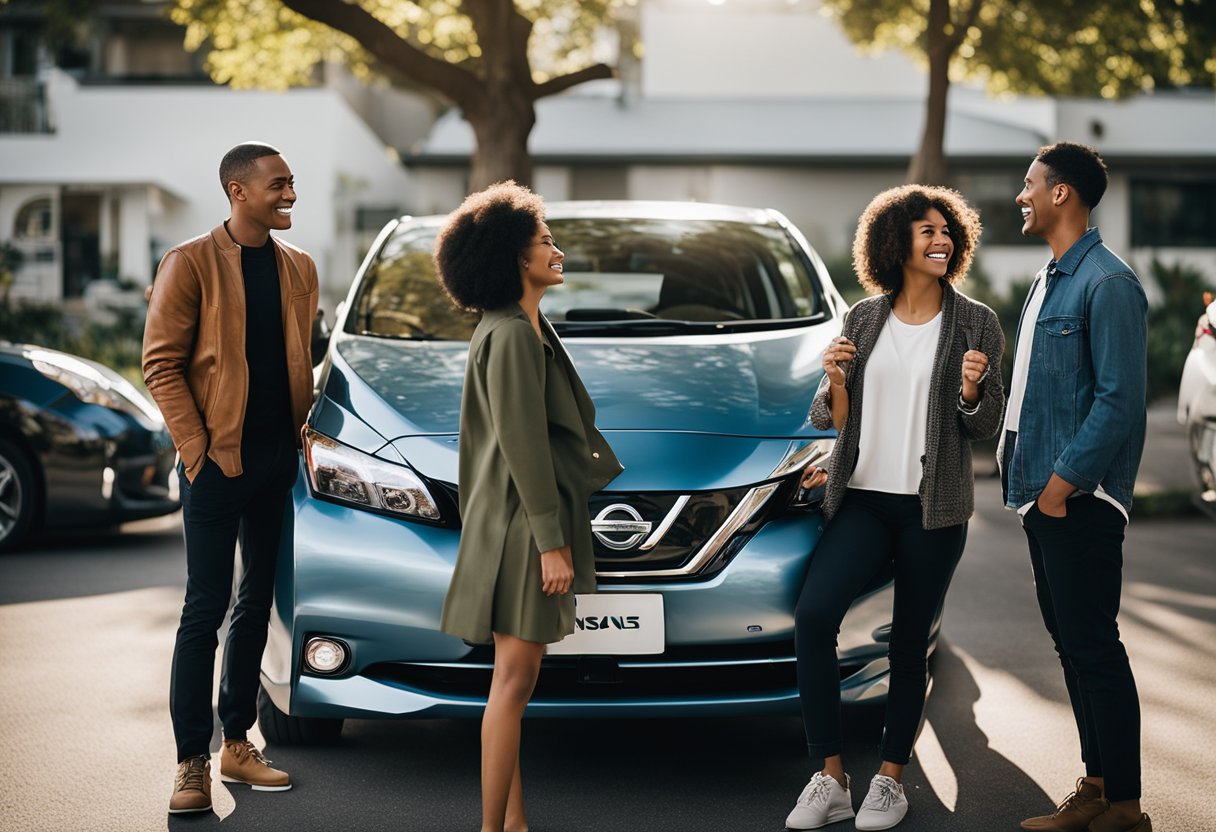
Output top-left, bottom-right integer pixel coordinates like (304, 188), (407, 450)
(0, 79), (52, 134)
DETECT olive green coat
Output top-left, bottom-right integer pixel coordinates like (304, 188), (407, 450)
(440, 305), (623, 645)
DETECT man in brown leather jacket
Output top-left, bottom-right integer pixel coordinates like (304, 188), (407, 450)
(143, 142), (319, 815)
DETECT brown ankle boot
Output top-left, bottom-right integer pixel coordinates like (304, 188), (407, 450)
(1088, 809), (1152, 832)
(220, 739), (292, 791)
(1021, 778), (1109, 831)
(168, 755), (212, 814)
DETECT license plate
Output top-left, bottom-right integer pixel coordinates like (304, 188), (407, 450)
(547, 593), (665, 655)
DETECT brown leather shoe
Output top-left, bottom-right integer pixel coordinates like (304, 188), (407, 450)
(219, 739), (291, 791)
(168, 755), (212, 814)
(1088, 809), (1152, 832)
(1021, 778), (1109, 831)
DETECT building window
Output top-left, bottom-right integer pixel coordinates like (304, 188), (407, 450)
(1131, 180), (1216, 248)
(14, 197), (52, 240)
(571, 166), (628, 201)
(952, 173), (1037, 246)
(355, 206), (402, 233)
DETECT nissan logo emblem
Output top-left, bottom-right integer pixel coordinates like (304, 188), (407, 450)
(591, 503), (653, 551)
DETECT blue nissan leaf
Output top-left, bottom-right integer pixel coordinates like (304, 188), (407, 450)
(257, 201), (913, 744)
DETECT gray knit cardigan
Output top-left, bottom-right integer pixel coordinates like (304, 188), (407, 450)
(809, 283), (1006, 530)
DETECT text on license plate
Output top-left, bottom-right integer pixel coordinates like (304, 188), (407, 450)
(547, 593), (665, 655)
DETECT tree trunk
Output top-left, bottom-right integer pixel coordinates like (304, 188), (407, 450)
(466, 93), (536, 191)
(907, 0), (954, 185)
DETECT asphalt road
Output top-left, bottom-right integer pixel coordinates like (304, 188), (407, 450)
(2, 417), (1213, 832)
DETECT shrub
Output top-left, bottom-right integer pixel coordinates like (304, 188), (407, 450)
(0, 300), (146, 389)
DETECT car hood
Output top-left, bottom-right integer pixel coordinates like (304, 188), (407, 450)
(327, 326), (833, 440)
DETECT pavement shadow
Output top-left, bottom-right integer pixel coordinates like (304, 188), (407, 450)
(174, 643), (1054, 832)
(0, 517), (184, 604)
(918, 639), (1055, 827)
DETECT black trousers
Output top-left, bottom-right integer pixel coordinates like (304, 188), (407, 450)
(795, 489), (966, 765)
(1023, 495), (1141, 802)
(170, 435), (298, 762)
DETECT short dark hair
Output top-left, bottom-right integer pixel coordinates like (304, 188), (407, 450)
(433, 181), (546, 312)
(1036, 141), (1108, 209)
(852, 184), (982, 295)
(218, 142), (281, 199)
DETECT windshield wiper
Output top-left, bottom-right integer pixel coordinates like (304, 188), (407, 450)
(553, 313), (826, 337)
(356, 321), (443, 341)
(552, 319), (714, 337)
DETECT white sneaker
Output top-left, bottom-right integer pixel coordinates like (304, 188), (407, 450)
(785, 771), (855, 830)
(854, 775), (908, 831)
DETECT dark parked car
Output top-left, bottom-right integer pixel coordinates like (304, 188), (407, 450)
(0, 343), (179, 551)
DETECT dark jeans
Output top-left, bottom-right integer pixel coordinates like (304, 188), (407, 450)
(795, 488), (966, 765)
(170, 435), (298, 761)
(1024, 495), (1141, 802)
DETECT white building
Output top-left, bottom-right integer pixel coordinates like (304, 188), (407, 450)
(410, 0), (1216, 292)
(0, 1), (420, 310)
(1, 0), (1212, 306)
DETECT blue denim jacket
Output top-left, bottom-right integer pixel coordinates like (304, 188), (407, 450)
(1003, 228), (1147, 513)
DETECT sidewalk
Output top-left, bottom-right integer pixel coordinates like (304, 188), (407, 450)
(1135, 400), (1193, 495)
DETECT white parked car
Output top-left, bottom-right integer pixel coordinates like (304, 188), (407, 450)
(1177, 293), (1216, 516)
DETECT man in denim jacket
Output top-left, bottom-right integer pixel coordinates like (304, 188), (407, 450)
(1000, 142), (1150, 832)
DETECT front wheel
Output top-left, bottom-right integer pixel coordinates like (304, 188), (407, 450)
(256, 684), (344, 746)
(0, 437), (39, 553)
(1189, 421), (1216, 494)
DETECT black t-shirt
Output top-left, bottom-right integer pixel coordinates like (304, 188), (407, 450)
(240, 238), (293, 442)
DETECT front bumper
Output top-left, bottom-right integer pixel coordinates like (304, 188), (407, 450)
(265, 469), (895, 719)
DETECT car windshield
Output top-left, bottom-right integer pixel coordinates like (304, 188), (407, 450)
(345, 216), (828, 340)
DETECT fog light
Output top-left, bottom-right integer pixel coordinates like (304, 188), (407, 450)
(304, 637), (348, 674)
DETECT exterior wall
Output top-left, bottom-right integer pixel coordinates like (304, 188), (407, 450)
(117, 186), (150, 287)
(0, 69), (415, 310)
(641, 0), (928, 100)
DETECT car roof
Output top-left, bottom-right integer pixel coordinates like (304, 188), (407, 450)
(399, 200), (782, 228)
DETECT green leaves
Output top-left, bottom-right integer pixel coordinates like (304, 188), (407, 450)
(822, 0), (1215, 99)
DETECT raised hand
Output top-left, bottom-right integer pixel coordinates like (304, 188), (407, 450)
(823, 336), (857, 388)
(961, 349), (989, 405)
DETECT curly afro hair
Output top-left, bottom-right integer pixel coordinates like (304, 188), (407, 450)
(433, 181), (546, 312)
(852, 184), (981, 296)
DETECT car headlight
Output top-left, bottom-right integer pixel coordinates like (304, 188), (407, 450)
(303, 426), (441, 522)
(770, 438), (835, 509)
(28, 348), (164, 429)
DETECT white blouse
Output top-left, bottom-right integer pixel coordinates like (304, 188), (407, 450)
(850, 310), (942, 495)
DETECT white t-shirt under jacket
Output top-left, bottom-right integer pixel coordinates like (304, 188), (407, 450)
(850, 310), (942, 495)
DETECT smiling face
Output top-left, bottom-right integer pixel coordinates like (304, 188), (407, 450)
(229, 153), (296, 233)
(518, 222), (564, 294)
(903, 207), (954, 283)
(1015, 159), (1059, 239)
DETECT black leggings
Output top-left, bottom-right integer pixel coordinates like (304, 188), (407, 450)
(795, 488), (966, 765)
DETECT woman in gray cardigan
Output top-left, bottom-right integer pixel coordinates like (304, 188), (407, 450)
(785, 186), (1005, 831)
(434, 182), (622, 832)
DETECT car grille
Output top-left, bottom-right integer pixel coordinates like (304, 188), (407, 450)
(434, 481), (789, 581)
(587, 489), (747, 573)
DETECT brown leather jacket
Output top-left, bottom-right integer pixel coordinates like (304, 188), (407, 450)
(142, 224), (319, 482)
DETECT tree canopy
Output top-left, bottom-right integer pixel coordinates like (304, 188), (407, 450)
(821, 0), (1216, 183)
(172, 0), (635, 189)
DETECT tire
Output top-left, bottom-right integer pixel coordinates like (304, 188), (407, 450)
(0, 437), (39, 553)
(1189, 422), (1216, 493)
(256, 684), (343, 746)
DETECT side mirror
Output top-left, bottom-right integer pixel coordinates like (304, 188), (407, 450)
(311, 311), (331, 367)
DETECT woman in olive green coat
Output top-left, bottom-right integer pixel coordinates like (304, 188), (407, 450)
(434, 182), (622, 832)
